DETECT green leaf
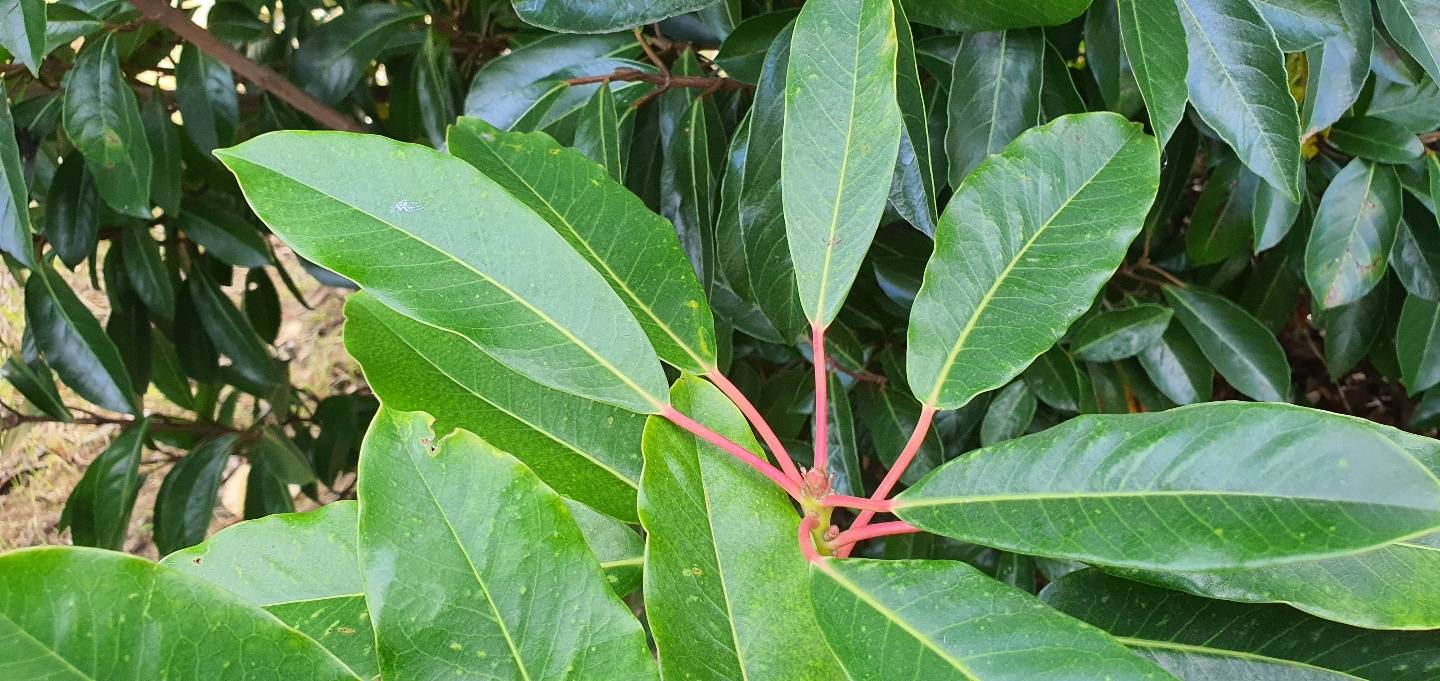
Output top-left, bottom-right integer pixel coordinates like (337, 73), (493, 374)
(148, 330), (193, 410)
(810, 558), (1174, 680)
(1132, 322), (1212, 406)
(1072, 304), (1174, 363)
(0, 546), (359, 680)
(140, 94), (181, 219)
(1253, 168), (1303, 253)
(564, 499), (644, 597)
(0, 80), (34, 268)
(858, 381), (945, 485)
(462, 33), (637, 130)
(175, 43), (239, 155)
(1322, 278), (1390, 380)
(716, 24), (807, 342)
(514, 0), (720, 32)
(153, 433), (238, 555)
(1163, 285), (1291, 402)
(979, 380), (1037, 445)
(1, 354), (69, 421)
(944, 29), (1044, 187)
(666, 97), (719, 293)
(43, 153), (99, 269)
(357, 408), (657, 681)
(292, 4), (422, 105)
(1186, 159), (1257, 265)
(716, 10), (799, 84)
(180, 198), (272, 268)
(1116, 0), (1188, 144)
(902, 0), (1092, 32)
(908, 113), (1160, 410)
(120, 226), (173, 323)
(639, 374), (843, 680)
(1377, 0), (1440, 87)
(25, 261), (136, 414)
(782, 0), (903, 326)
(187, 265), (281, 393)
(1254, 0), (1345, 50)
(826, 372), (865, 497)
(894, 401), (1440, 570)
(1399, 294), (1440, 394)
(413, 30), (459, 149)
(64, 421), (146, 550)
(161, 502), (378, 678)
(1368, 78), (1440, 132)
(342, 292), (644, 521)
(61, 34), (152, 218)
(572, 84), (624, 181)
(1024, 346), (1086, 412)
(0, 0), (45, 74)
(1175, 0), (1302, 200)
(1302, 0), (1373, 135)
(243, 269), (280, 344)
(890, 0), (937, 236)
(1087, 0), (1146, 118)
(1305, 159), (1402, 309)
(218, 131), (670, 414)
(1042, 569), (1440, 678)
(1327, 116), (1426, 163)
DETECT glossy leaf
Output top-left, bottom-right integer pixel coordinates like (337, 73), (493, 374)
(120, 226), (173, 322)
(357, 408), (657, 681)
(810, 558), (1173, 680)
(0, 546), (359, 680)
(563, 499), (644, 597)
(1136, 323), (1214, 405)
(858, 381), (944, 485)
(413, 30), (459, 149)
(342, 292), (644, 521)
(61, 34), (152, 218)
(1328, 116), (1425, 163)
(0, 80), (34, 268)
(1301, 0), (1373, 135)
(175, 43), (239, 155)
(462, 33), (636, 130)
(1117, 0), (1188, 144)
(180, 198), (272, 268)
(0, 0), (45, 74)
(1043, 569), (1440, 678)
(979, 380), (1037, 445)
(1186, 160), (1256, 266)
(826, 372), (865, 497)
(1, 354), (69, 421)
(153, 433), (237, 555)
(908, 113), (1160, 410)
(1164, 285), (1291, 402)
(895, 401), (1440, 570)
(1378, 0), (1440, 86)
(1071, 304), (1173, 363)
(782, 0), (903, 326)
(25, 262), (136, 414)
(293, 4), (422, 105)
(945, 29), (1044, 186)
(1252, 169), (1302, 253)
(1175, 0), (1302, 200)
(573, 84), (624, 181)
(1323, 278), (1390, 379)
(44, 153), (99, 269)
(1305, 159), (1402, 309)
(218, 131), (670, 413)
(64, 421), (146, 550)
(187, 265), (281, 393)
(514, 0), (720, 32)
(640, 375), (843, 680)
(890, 0), (937, 236)
(1399, 294), (1440, 394)
(715, 10), (798, 83)
(140, 94), (181, 219)
(902, 0), (1093, 32)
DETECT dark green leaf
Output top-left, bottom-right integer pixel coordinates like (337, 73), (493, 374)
(902, 0), (1092, 32)
(1327, 116), (1426, 163)
(890, 0), (937, 236)
(1164, 285), (1291, 401)
(148, 329), (193, 410)
(413, 29), (459, 149)
(945, 29), (1044, 186)
(293, 4), (422, 105)
(1252, 166), (1302, 253)
(463, 33), (636, 130)
(1186, 159), (1256, 265)
(1377, 0), (1440, 87)
(121, 226), (173, 322)
(175, 43), (239, 155)
(826, 372), (865, 497)
(64, 420), (146, 550)
(1305, 159), (1402, 309)
(979, 380), (1037, 445)
(715, 10), (798, 84)
(514, 0), (720, 32)
(1392, 201), (1440, 300)
(572, 84), (624, 181)
(1071, 304), (1173, 363)
(1, 354), (69, 421)
(187, 265), (281, 393)
(357, 408), (658, 680)
(1301, 0), (1373, 135)
(243, 269), (280, 344)
(25, 261), (136, 414)
(1117, 0), (1188, 144)
(896, 401), (1440, 570)
(180, 197), (272, 268)
(141, 94), (181, 219)
(1399, 293), (1440, 393)
(0, 0), (45, 74)
(0, 80), (34, 268)
(154, 433), (237, 555)
(858, 381), (944, 485)
(1322, 277), (1390, 379)
(1023, 346), (1085, 412)
(1136, 323), (1215, 405)
(44, 153), (99, 269)
(61, 34), (152, 218)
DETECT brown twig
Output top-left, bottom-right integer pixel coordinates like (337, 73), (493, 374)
(565, 68), (754, 92)
(125, 0), (363, 132)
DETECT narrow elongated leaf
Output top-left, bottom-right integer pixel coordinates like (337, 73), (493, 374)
(1175, 0), (1302, 200)
(64, 421), (146, 550)
(979, 380), (1036, 445)
(188, 266), (281, 393)
(908, 113), (1160, 410)
(563, 499), (644, 596)
(153, 433), (237, 555)
(640, 375), (843, 680)
(1164, 285), (1291, 401)
(1024, 346), (1085, 412)
(1072, 304), (1173, 362)
(902, 0), (1092, 31)
(573, 84), (624, 180)
(25, 262), (135, 414)
(413, 30), (459, 149)
(61, 34), (152, 218)
(141, 94), (181, 219)
(895, 402), (1440, 570)
(810, 558), (1173, 680)
(826, 372), (865, 497)
(1378, 0), (1440, 86)
(666, 97), (718, 292)
(1043, 569), (1440, 679)
(357, 408), (657, 681)
(1, 354), (69, 420)
(945, 30), (1044, 186)
(1399, 294), (1440, 393)
(342, 292), (644, 521)
(1302, 0), (1373, 135)
(1252, 175), (1302, 254)
(1306, 159), (1402, 309)
(716, 10), (799, 83)
(1328, 116), (1426, 163)
(782, 0), (902, 326)
(175, 43), (239, 155)
(0, 0), (45, 74)
(1323, 278), (1390, 379)
(180, 198), (272, 268)
(1137, 324), (1214, 405)
(890, 0), (936, 235)
(162, 502), (378, 678)
(120, 226), (173, 322)
(218, 131), (669, 413)
(1186, 160), (1256, 265)
(293, 4), (421, 105)
(514, 0), (719, 32)
(0, 80), (34, 268)
(1393, 197), (1440, 299)
(0, 547), (359, 680)
(1117, 0), (1188, 144)
(44, 153), (99, 269)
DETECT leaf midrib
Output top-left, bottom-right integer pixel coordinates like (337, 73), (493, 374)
(0, 609), (94, 680)
(896, 487), (1440, 512)
(1168, 291), (1279, 397)
(1117, 637), (1365, 678)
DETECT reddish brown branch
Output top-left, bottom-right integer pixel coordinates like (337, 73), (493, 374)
(126, 0), (363, 132)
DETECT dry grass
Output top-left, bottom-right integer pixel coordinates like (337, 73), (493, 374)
(0, 245), (361, 558)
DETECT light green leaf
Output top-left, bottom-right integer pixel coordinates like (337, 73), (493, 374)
(782, 0), (903, 326)
(1164, 285), (1291, 402)
(342, 292), (644, 521)
(357, 408), (657, 681)
(1043, 569), (1440, 677)
(1175, 0), (1302, 200)
(1117, 0), (1188, 144)
(0, 546), (359, 680)
(945, 30), (1044, 187)
(1305, 159), (1402, 309)
(217, 131), (669, 414)
(640, 374), (843, 680)
(810, 558), (1174, 680)
(24, 261), (136, 414)
(908, 113), (1160, 410)
(1071, 304), (1173, 363)
(895, 402), (1440, 570)
(61, 34), (152, 218)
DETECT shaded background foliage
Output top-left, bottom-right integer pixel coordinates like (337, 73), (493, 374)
(2, 0), (1440, 584)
